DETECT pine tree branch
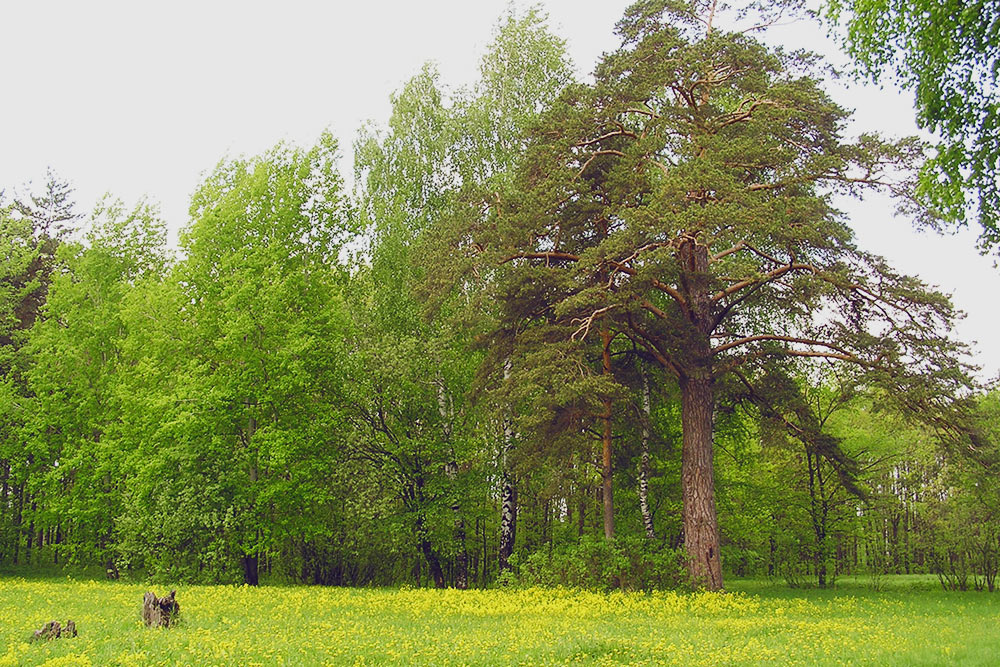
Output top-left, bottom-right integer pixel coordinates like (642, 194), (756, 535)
(713, 334), (854, 357)
(711, 262), (818, 302)
(500, 251), (581, 265)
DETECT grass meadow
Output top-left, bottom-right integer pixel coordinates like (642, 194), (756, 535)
(1, 575), (997, 666)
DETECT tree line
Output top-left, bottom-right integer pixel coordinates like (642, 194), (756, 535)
(1, 1), (997, 591)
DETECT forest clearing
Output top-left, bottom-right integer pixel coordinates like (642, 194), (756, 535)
(3, 576), (999, 666)
(3, 4), (1000, 665)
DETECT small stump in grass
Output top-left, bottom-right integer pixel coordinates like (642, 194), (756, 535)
(142, 590), (180, 628)
(32, 620), (76, 641)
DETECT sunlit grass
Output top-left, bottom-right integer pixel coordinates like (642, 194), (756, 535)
(1, 576), (998, 665)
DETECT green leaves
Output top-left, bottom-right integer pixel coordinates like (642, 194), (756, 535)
(0, 2), (990, 588)
(826, 0), (1000, 250)
(86, 135), (356, 582)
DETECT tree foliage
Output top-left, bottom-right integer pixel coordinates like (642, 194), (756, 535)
(437, 0), (972, 588)
(0, 1), (991, 593)
(826, 0), (1000, 251)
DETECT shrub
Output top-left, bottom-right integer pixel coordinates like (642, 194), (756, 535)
(504, 536), (688, 591)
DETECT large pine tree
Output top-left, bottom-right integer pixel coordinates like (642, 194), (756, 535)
(450, 0), (969, 588)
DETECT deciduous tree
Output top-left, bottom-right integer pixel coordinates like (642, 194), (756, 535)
(826, 0), (1000, 251)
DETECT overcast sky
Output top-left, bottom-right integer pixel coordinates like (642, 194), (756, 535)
(2, 0), (997, 379)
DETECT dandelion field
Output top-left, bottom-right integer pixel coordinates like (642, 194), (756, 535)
(1, 577), (998, 666)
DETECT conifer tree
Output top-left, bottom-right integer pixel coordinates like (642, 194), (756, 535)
(447, 0), (971, 588)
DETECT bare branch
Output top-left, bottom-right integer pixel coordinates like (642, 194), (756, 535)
(713, 334), (853, 357)
(640, 299), (669, 320)
(577, 129), (638, 148)
(624, 107), (660, 119)
(571, 305), (618, 341)
(624, 315), (683, 378)
(716, 348), (859, 376)
(606, 258), (690, 314)
(500, 251), (581, 265)
(576, 150), (627, 177)
(617, 242), (673, 268)
(712, 263), (818, 302)
(710, 240), (745, 263)
(780, 350), (858, 362)
(648, 159), (673, 177)
(742, 243), (784, 265)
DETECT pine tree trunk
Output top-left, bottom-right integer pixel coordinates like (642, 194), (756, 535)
(680, 373), (722, 590)
(640, 368), (656, 539)
(677, 237), (722, 590)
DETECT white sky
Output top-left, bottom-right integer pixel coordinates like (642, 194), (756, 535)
(1, 0), (997, 380)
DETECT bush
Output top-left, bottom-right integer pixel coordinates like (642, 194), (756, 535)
(503, 536), (688, 591)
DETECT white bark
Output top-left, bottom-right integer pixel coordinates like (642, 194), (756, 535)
(499, 357), (517, 573)
(640, 368), (656, 540)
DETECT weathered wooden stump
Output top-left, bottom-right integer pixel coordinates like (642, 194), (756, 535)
(32, 620), (76, 641)
(142, 590), (180, 628)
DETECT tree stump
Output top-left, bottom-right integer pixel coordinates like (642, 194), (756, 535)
(32, 620), (76, 641)
(142, 590), (180, 628)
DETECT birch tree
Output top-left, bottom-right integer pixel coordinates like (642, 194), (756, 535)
(357, 7), (572, 579)
(826, 0), (1000, 251)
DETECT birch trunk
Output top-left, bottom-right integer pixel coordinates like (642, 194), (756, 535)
(498, 358), (518, 574)
(639, 368), (656, 539)
(498, 462), (518, 573)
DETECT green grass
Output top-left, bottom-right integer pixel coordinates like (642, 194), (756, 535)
(1, 575), (998, 665)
